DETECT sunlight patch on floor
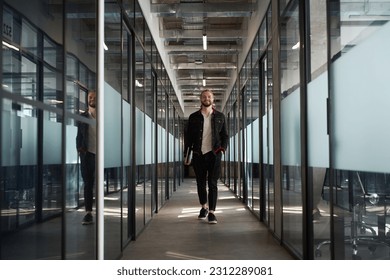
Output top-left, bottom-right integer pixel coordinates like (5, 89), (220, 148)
(165, 251), (208, 260)
(218, 195), (236, 200)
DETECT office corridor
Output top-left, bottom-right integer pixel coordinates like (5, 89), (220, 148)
(121, 179), (294, 260)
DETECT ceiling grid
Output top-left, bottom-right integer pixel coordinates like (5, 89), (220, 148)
(148, 0), (258, 116)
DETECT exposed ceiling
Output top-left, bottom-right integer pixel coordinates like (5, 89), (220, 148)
(147, 0), (257, 116)
(44, 0), (258, 117)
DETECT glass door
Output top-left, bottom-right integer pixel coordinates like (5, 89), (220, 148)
(328, 0), (390, 260)
(251, 62), (260, 216)
(306, 0), (330, 260)
(261, 54), (273, 227)
(279, 0), (303, 256)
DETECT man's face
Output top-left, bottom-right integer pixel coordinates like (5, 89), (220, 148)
(200, 91), (214, 108)
(88, 92), (96, 108)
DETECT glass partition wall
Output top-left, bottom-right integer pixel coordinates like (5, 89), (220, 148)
(2, 0), (390, 261)
(327, 0), (390, 260)
(1, 0), (67, 260)
(279, 0), (303, 258)
(0, 0), (183, 260)
(224, 0), (390, 260)
(308, 0), (331, 260)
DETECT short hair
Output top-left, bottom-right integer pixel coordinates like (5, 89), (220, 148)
(200, 89), (213, 96)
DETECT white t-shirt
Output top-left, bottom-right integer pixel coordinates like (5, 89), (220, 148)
(88, 112), (97, 154)
(201, 112), (212, 154)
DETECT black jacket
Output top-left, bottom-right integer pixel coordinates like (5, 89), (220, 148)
(185, 108), (228, 156)
(76, 111), (91, 153)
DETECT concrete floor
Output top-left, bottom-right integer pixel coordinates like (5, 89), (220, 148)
(121, 179), (294, 260)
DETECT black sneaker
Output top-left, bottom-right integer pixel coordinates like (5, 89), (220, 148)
(82, 213), (93, 225)
(198, 207), (209, 219)
(312, 210), (322, 221)
(208, 212), (217, 224)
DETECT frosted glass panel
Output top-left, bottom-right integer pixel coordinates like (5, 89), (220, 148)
(281, 89), (301, 165)
(2, 109), (12, 166)
(157, 125), (166, 162)
(229, 137), (234, 162)
(21, 117), (38, 165)
(332, 22), (390, 173)
(135, 107), (144, 165)
(252, 119), (259, 163)
(262, 115), (268, 164)
(307, 72), (329, 168)
(169, 133), (174, 162)
(175, 138), (180, 160)
(123, 101), (131, 166)
(43, 120), (62, 164)
(245, 126), (252, 163)
(104, 82), (121, 167)
(234, 132), (239, 161)
(262, 109), (274, 164)
(145, 115), (153, 165)
(66, 125), (78, 164)
(1, 105), (37, 166)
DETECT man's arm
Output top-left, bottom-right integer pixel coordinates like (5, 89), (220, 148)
(220, 114), (229, 151)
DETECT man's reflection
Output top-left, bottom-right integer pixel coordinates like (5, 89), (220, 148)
(76, 90), (96, 225)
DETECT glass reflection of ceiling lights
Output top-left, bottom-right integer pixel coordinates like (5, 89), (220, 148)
(46, 99), (64, 105)
(135, 79), (143, 87)
(2, 41), (20, 51)
(292, 42), (300, 50)
(203, 32), (207, 50)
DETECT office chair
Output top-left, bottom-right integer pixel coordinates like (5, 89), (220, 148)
(315, 172), (390, 259)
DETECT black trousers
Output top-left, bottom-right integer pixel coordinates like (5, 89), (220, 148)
(192, 151), (222, 211)
(80, 151), (95, 212)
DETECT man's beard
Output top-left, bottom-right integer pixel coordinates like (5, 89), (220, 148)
(201, 101), (212, 107)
